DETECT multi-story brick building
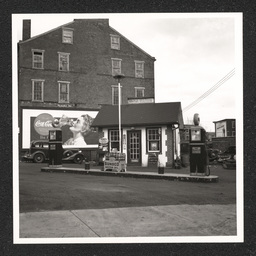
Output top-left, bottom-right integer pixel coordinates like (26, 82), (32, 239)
(18, 19), (156, 154)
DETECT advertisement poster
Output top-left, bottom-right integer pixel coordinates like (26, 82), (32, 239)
(22, 109), (99, 149)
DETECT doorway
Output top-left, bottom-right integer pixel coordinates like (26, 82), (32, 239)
(127, 130), (141, 165)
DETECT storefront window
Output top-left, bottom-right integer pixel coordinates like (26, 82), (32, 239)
(147, 128), (161, 152)
(109, 130), (120, 151)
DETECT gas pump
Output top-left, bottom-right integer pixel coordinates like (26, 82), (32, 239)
(189, 114), (208, 176)
(49, 129), (63, 167)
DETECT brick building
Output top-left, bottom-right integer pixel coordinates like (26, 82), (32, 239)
(212, 119), (236, 152)
(213, 119), (236, 138)
(18, 19), (156, 153)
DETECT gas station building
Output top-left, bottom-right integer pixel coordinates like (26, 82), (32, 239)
(92, 102), (184, 167)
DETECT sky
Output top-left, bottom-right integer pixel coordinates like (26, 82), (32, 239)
(13, 13), (243, 132)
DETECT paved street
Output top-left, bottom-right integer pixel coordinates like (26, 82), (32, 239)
(18, 162), (237, 239)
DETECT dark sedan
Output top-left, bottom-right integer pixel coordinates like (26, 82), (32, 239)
(22, 140), (85, 164)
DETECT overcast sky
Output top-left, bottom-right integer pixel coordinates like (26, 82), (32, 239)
(13, 13), (242, 131)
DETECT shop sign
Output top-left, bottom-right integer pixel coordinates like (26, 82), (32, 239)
(99, 137), (108, 145)
(99, 137), (109, 151)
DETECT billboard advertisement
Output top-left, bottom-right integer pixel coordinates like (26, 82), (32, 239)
(22, 109), (99, 149)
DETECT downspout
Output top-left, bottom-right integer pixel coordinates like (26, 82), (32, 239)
(172, 123), (179, 167)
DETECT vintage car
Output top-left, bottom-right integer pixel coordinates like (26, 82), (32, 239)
(22, 140), (85, 164)
(217, 146), (236, 163)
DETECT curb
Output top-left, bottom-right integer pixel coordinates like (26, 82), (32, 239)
(41, 167), (219, 183)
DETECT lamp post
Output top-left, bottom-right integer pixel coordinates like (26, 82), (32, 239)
(113, 74), (125, 153)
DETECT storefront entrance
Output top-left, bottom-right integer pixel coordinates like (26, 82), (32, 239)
(127, 130), (141, 165)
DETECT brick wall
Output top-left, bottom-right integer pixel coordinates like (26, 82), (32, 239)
(212, 137), (236, 152)
(18, 19), (155, 110)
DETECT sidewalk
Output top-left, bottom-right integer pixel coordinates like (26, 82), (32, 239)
(20, 204), (236, 238)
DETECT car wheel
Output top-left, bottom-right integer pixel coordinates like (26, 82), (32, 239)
(74, 155), (84, 164)
(33, 153), (45, 163)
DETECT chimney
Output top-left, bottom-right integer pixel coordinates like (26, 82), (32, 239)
(23, 20), (31, 41)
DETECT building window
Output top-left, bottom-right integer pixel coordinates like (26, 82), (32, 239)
(135, 87), (145, 98)
(32, 79), (44, 102)
(58, 52), (70, 71)
(110, 34), (120, 50)
(232, 131), (236, 137)
(32, 49), (44, 69)
(232, 121), (235, 128)
(147, 128), (161, 152)
(135, 61), (144, 78)
(112, 58), (122, 75)
(62, 28), (73, 44)
(112, 85), (122, 105)
(109, 130), (120, 151)
(58, 81), (70, 103)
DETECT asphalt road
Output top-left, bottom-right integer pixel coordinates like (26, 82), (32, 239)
(19, 162), (236, 213)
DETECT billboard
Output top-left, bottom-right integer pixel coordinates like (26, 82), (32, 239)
(22, 109), (99, 149)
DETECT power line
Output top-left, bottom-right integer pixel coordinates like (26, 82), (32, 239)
(183, 68), (235, 112)
(183, 69), (235, 112)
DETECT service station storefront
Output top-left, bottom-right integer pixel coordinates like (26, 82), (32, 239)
(92, 102), (184, 168)
(98, 126), (180, 167)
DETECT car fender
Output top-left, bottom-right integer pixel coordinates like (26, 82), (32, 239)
(62, 151), (84, 161)
(63, 150), (74, 158)
(31, 150), (47, 159)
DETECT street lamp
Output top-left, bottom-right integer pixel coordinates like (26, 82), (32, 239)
(113, 74), (125, 153)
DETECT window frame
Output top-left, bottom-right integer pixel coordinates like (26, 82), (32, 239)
(32, 79), (44, 102)
(108, 129), (121, 151)
(58, 81), (70, 103)
(111, 58), (122, 76)
(110, 34), (120, 50)
(62, 28), (73, 44)
(111, 85), (122, 105)
(58, 52), (70, 72)
(135, 87), (145, 98)
(146, 127), (162, 153)
(32, 49), (44, 69)
(134, 60), (145, 78)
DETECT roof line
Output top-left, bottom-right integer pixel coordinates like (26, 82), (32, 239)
(109, 26), (156, 61)
(213, 118), (235, 123)
(19, 20), (75, 44)
(92, 121), (179, 127)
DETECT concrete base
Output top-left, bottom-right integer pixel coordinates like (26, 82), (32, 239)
(41, 167), (219, 183)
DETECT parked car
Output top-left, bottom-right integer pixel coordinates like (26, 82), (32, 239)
(22, 140), (85, 164)
(207, 148), (220, 162)
(222, 156), (236, 169)
(217, 146), (236, 163)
